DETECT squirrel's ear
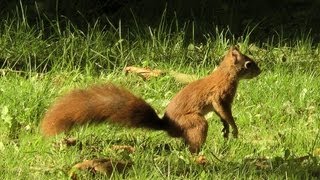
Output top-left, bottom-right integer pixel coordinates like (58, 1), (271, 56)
(230, 45), (239, 51)
(229, 46), (240, 63)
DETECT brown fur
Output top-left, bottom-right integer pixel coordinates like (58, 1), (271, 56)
(40, 46), (260, 153)
(163, 46), (261, 153)
(41, 84), (166, 136)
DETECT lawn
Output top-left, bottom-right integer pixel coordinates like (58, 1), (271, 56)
(1, 9), (320, 179)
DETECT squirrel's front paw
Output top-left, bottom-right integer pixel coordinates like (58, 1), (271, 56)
(222, 128), (229, 139)
(221, 125), (230, 139)
(232, 128), (238, 138)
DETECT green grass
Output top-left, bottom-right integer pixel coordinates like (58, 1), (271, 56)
(1, 9), (320, 179)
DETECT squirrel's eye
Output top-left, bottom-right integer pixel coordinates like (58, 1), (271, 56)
(244, 61), (252, 69)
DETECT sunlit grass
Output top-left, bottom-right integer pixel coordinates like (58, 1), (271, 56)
(1, 7), (320, 179)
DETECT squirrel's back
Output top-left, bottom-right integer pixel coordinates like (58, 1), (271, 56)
(41, 84), (165, 136)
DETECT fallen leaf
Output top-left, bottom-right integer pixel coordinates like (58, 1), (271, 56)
(243, 157), (271, 170)
(124, 66), (198, 84)
(124, 66), (163, 80)
(63, 138), (78, 146)
(70, 158), (132, 178)
(53, 137), (82, 150)
(195, 155), (207, 165)
(169, 71), (198, 84)
(111, 145), (135, 153)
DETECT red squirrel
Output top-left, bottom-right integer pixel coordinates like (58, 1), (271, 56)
(41, 46), (261, 153)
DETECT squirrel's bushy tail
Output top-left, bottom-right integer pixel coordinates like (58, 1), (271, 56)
(41, 84), (169, 137)
(41, 110), (75, 136)
(40, 91), (91, 136)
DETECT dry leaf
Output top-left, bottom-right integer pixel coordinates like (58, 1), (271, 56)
(244, 157), (271, 170)
(195, 155), (207, 165)
(63, 137), (78, 146)
(124, 66), (198, 84)
(111, 145), (135, 153)
(53, 137), (82, 150)
(124, 66), (163, 80)
(70, 158), (132, 178)
(169, 71), (198, 84)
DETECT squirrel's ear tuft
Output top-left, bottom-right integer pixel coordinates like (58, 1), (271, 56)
(228, 45), (240, 63)
(229, 45), (240, 53)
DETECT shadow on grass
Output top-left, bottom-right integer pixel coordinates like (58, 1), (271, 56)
(55, 134), (320, 178)
(164, 154), (320, 178)
(213, 154), (320, 178)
